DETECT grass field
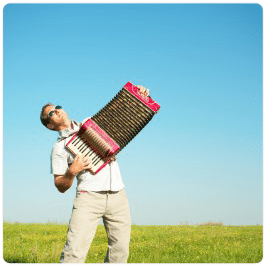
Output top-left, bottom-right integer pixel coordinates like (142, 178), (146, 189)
(3, 222), (263, 263)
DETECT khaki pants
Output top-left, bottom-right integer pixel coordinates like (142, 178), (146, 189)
(60, 189), (131, 263)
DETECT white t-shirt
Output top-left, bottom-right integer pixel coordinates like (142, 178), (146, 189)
(50, 119), (125, 192)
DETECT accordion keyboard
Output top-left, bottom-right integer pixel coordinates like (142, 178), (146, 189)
(65, 118), (120, 174)
(66, 135), (106, 174)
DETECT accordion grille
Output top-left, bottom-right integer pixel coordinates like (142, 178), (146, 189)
(92, 88), (155, 151)
(82, 127), (113, 158)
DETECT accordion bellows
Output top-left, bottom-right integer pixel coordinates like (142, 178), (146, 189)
(66, 82), (160, 174)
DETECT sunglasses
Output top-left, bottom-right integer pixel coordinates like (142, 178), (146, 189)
(48, 105), (62, 118)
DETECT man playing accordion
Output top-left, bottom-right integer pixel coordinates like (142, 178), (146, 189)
(40, 85), (149, 263)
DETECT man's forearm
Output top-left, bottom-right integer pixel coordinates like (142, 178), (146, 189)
(54, 168), (77, 193)
(54, 155), (91, 193)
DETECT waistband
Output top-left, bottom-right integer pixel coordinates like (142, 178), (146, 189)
(78, 190), (120, 194)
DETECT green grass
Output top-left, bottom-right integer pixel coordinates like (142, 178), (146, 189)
(3, 222), (263, 263)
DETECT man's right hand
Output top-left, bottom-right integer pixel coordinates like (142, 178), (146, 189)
(69, 155), (93, 176)
(54, 155), (92, 193)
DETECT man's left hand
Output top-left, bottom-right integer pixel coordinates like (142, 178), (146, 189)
(136, 85), (150, 100)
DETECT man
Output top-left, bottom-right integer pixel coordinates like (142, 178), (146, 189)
(40, 85), (149, 263)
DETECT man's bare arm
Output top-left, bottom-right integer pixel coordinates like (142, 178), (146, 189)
(54, 155), (92, 193)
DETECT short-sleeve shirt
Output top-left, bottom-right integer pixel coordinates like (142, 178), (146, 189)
(50, 119), (125, 192)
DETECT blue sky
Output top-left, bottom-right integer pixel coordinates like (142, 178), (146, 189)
(3, 3), (262, 225)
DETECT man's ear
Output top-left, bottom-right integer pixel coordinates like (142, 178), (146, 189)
(47, 123), (55, 130)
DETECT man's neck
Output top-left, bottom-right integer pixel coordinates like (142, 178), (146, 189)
(56, 119), (72, 131)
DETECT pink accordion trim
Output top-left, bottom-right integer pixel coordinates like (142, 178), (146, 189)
(79, 119), (120, 154)
(124, 82), (161, 113)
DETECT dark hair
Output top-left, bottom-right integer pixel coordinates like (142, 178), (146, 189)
(40, 103), (55, 130)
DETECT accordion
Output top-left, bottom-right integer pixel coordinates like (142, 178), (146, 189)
(65, 82), (160, 174)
